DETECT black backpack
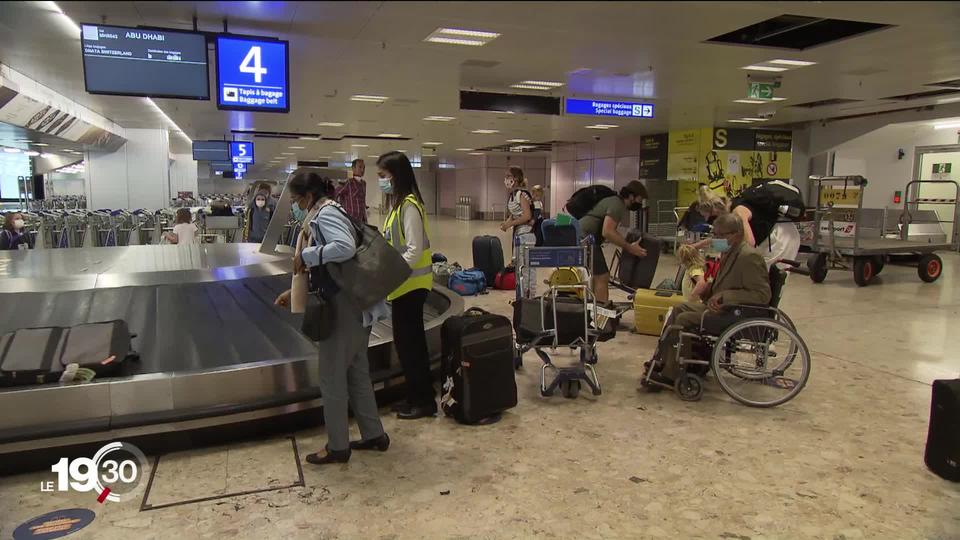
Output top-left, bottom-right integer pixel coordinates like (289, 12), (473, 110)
(565, 185), (618, 220)
(740, 180), (807, 221)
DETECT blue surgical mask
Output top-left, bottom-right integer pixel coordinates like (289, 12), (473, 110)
(291, 201), (307, 222)
(378, 177), (394, 194)
(711, 238), (730, 253)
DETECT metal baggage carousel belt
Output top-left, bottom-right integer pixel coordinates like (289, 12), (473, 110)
(0, 274), (317, 372)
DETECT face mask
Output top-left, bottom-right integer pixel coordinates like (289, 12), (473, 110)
(628, 202), (642, 212)
(13, 219), (25, 230)
(291, 198), (309, 221)
(711, 238), (730, 253)
(504, 178), (515, 190)
(255, 199), (266, 208)
(378, 177), (394, 194)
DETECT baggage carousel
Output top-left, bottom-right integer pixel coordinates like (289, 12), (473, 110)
(0, 244), (463, 467)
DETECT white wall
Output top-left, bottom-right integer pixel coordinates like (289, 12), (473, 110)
(436, 154), (548, 218)
(47, 172), (85, 196)
(816, 122), (959, 209)
(85, 128), (171, 209)
(169, 154), (199, 196)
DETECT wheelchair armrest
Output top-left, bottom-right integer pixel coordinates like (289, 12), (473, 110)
(721, 303), (776, 318)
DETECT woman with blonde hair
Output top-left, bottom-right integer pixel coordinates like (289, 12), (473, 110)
(694, 182), (802, 268)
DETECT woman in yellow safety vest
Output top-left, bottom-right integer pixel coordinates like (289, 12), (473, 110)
(377, 151), (437, 420)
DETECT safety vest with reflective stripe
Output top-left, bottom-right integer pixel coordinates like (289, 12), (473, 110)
(383, 195), (433, 301)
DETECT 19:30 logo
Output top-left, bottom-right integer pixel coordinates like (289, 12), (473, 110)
(44, 442), (147, 503)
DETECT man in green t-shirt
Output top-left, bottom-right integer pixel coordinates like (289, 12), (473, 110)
(578, 180), (649, 303)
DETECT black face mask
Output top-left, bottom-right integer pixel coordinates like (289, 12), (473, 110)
(628, 202), (643, 212)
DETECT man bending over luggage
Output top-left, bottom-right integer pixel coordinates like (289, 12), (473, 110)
(578, 180), (649, 304)
(642, 213), (770, 389)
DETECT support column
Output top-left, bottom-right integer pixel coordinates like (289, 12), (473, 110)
(85, 128), (171, 210)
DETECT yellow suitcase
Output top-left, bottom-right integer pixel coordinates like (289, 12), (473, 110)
(633, 289), (686, 336)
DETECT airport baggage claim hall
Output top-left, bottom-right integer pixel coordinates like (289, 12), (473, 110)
(0, 2), (958, 539)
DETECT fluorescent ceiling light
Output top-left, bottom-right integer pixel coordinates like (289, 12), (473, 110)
(768, 59), (817, 67)
(519, 80), (564, 87)
(378, 133), (403, 138)
(332, 151), (347, 154)
(288, 146), (305, 149)
(741, 117), (769, 122)
(317, 156), (332, 159)
(456, 148), (474, 151)
(350, 95), (388, 102)
(424, 116), (456, 122)
(3, 148), (20, 153)
(435, 28), (500, 39)
(280, 152), (295, 155)
(934, 121), (960, 130)
(468, 152), (485, 156)
(351, 144), (369, 148)
(423, 142), (442, 146)
(734, 99), (766, 104)
(317, 122), (345, 127)
(40, 153), (53, 158)
(593, 124), (619, 128)
(425, 27), (500, 47)
(144, 98), (192, 143)
(47, 1), (81, 37)
(770, 97), (787, 101)
(742, 65), (788, 72)
(510, 84), (552, 91)
(471, 129), (499, 134)
(728, 119), (755, 123)
(395, 149), (407, 153)
(506, 139), (529, 143)
(24, 151), (40, 156)
(299, 137), (320, 141)
(33, 143), (50, 147)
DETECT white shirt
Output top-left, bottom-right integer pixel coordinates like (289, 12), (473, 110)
(172, 223), (198, 245)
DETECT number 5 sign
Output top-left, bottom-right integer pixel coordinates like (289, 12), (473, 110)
(216, 35), (290, 113)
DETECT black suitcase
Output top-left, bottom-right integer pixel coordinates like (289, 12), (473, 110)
(542, 221), (579, 247)
(514, 296), (587, 347)
(0, 321), (138, 386)
(440, 308), (517, 424)
(616, 231), (661, 290)
(924, 378), (960, 482)
(472, 235), (504, 287)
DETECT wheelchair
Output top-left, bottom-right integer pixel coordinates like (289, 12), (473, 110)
(641, 263), (811, 408)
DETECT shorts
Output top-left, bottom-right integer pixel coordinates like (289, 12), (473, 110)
(591, 243), (610, 276)
(758, 222), (801, 269)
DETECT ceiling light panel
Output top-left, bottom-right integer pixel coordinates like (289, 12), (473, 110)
(378, 133), (403, 138)
(934, 121), (960, 130)
(728, 119), (754, 123)
(350, 95), (388, 103)
(317, 122), (345, 127)
(519, 80), (564, 87)
(741, 65), (788, 72)
(510, 84), (553, 91)
(423, 116), (456, 121)
(456, 148), (474, 151)
(768, 59), (817, 66)
(471, 129), (499, 134)
(506, 139), (529, 143)
(423, 142), (442, 146)
(741, 117), (769, 121)
(734, 99), (766, 104)
(425, 27), (500, 47)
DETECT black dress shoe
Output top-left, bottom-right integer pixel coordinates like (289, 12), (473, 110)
(389, 401), (409, 413)
(305, 448), (351, 465)
(350, 433), (390, 451)
(396, 403), (437, 420)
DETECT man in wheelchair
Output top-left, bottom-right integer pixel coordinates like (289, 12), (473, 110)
(643, 213), (772, 391)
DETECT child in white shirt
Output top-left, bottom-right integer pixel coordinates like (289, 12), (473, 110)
(164, 208), (197, 245)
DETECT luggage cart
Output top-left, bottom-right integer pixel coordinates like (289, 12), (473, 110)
(514, 241), (604, 399)
(808, 176), (959, 286)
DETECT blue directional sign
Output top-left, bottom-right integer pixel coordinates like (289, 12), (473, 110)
(216, 36), (289, 113)
(230, 141), (254, 164)
(233, 162), (247, 173)
(565, 98), (654, 119)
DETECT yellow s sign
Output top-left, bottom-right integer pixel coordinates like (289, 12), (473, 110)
(714, 128), (728, 149)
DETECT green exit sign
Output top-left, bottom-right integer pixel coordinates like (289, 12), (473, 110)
(748, 82), (776, 100)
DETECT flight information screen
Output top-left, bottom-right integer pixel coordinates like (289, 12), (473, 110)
(81, 24), (210, 99)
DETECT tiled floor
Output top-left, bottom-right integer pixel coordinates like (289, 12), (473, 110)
(1, 216), (959, 539)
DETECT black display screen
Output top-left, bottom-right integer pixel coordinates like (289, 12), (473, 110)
(192, 141), (230, 161)
(81, 24), (209, 100)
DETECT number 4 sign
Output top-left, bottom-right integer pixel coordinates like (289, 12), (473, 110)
(216, 36), (290, 113)
(240, 46), (267, 83)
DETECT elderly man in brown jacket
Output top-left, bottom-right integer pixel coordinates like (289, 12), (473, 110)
(644, 213), (771, 387)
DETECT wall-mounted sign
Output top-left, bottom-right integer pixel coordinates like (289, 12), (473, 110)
(638, 133), (668, 179)
(216, 36), (289, 113)
(233, 162), (247, 173)
(230, 141), (254, 164)
(565, 98), (654, 118)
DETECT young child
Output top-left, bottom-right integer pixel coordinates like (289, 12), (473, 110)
(164, 208), (197, 245)
(676, 244), (708, 301)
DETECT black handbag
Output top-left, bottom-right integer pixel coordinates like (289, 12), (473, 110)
(300, 262), (339, 342)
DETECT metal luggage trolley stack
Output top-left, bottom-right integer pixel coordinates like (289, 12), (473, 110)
(514, 239), (610, 399)
(807, 175), (959, 286)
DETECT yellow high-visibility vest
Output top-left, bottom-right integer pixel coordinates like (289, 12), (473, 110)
(383, 194), (433, 300)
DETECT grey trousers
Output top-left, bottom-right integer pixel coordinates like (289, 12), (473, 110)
(316, 294), (385, 452)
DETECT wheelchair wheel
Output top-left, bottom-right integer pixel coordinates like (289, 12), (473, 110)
(675, 373), (704, 401)
(711, 319), (810, 408)
(561, 379), (580, 399)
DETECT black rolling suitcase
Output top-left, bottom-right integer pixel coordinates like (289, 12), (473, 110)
(472, 235), (504, 288)
(513, 296), (587, 346)
(615, 230), (661, 290)
(440, 308), (517, 424)
(924, 378), (960, 482)
(0, 321), (138, 386)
